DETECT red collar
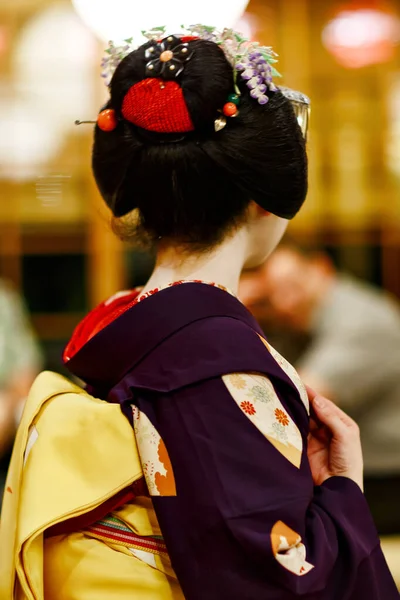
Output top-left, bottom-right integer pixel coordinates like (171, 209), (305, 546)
(64, 280), (231, 363)
(64, 289), (140, 362)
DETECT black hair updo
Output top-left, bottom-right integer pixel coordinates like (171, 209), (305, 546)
(92, 37), (308, 250)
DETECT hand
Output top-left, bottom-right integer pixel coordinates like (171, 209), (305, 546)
(306, 386), (364, 492)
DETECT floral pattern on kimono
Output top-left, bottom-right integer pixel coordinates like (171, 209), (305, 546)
(132, 406), (176, 496)
(271, 521), (314, 576)
(258, 335), (310, 414)
(223, 373), (303, 468)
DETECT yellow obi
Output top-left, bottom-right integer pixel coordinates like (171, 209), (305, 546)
(0, 371), (183, 599)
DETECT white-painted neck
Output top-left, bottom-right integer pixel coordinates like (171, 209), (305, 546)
(142, 227), (249, 297)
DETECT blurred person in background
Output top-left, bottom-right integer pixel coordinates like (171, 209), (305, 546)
(0, 279), (42, 502)
(240, 244), (400, 534)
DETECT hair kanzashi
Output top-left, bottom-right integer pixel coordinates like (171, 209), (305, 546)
(92, 31), (308, 250)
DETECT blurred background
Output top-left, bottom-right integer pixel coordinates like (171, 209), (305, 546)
(1, 0), (400, 580)
(0, 0), (399, 371)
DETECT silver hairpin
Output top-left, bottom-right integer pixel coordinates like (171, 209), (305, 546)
(280, 87), (311, 139)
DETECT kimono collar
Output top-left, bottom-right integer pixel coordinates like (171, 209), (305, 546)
(65, 282), (262, 390)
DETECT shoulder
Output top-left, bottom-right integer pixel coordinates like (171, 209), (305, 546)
(133, 315), (267, 388)
(131, 316), (309, 415)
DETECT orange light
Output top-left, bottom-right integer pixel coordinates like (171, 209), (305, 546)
(322, 3), (400, 68)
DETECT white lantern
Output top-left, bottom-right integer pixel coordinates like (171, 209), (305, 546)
(71, 0), (250, 44)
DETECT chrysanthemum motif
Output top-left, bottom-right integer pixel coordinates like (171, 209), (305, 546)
(240, 400), (256, 416)
(145, 36), (194, 79)
(275, 408), (290, 427)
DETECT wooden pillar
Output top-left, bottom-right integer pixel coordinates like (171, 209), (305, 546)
(0, 178), (21, 288)
(246, 0), (278, 48)
(279, 0), (311, 92)
(87, 177), (125, 308)
(84, 38), (126, 309)
(277, 0), (321, 229)
(0, 222), (21, 289)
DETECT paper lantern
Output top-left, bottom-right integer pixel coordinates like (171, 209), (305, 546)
(72, 0), (250, 43)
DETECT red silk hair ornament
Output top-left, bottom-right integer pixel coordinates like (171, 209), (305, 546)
(180, 36), (199, 43)
(121, 78), (194, 133)
(97, 109), (118, 131)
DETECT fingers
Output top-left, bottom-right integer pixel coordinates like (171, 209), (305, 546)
(312, 395), (355, 427)
(311, 395), (359, 439)
(307, 386), (326, 429)
(305, 385), (318, 402)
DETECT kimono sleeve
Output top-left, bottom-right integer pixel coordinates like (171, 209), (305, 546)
(136, 372), (399, 599)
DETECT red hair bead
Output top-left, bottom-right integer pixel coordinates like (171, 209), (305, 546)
(97, 109), (118, 132)
(222, 102), (238, 117)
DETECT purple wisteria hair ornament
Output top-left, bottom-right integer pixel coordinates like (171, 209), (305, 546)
(101, 24), (281, 106)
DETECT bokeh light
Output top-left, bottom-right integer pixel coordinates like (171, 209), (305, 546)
(322, 7), (400, 68)
(71, 0), (250, 43)
(0, 5), (97, 180)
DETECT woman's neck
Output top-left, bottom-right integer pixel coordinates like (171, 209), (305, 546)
(142, 228), (248, 296)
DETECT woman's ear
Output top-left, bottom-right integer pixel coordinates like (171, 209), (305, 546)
(248, 201), (271, 219)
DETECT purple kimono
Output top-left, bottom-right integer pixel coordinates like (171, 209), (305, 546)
(66, 282), (399, 599)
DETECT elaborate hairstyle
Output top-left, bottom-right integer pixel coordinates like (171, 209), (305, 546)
(92, 28), (308, 249)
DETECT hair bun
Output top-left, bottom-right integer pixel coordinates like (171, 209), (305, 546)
(93, 32), (307, 245)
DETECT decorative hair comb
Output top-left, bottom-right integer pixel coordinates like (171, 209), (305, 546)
(101, 25), (280, 104)
(76, 25), (310, 139)
(144, 34), (195, 79)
